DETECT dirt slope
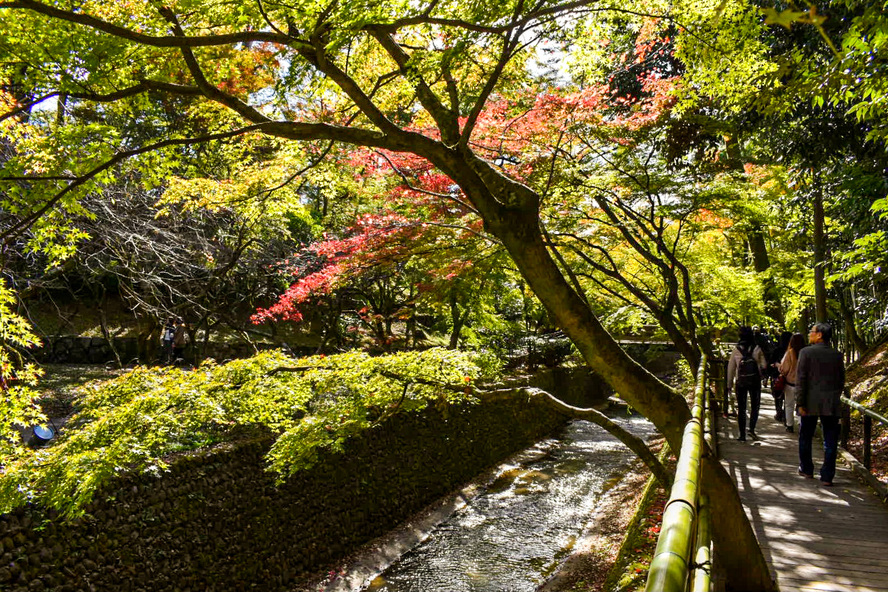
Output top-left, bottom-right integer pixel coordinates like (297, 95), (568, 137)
(846, 332), (888, 485)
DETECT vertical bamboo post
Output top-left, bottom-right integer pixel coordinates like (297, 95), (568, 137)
(691, 493), (712, 592)
(864, 414), (872, 471)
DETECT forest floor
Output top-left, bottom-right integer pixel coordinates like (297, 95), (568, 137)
(846, 332), (888, 486)
(34, 364), (123, 417)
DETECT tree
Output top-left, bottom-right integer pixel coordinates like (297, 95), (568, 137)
(698, 1), (888, 339)
(253, 147), (521, 352)
(0, 278), (44, 464)
(0, 2), (777, 587)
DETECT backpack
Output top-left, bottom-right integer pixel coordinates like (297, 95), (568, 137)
(736, 344), (760, 388)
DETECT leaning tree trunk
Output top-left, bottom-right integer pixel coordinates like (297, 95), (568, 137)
(438, 151), (777, 591)
(495, 214), (775, 590)
(657, 310), (701, 371)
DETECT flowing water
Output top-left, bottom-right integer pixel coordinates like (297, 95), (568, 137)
(359, 415), (658, 592)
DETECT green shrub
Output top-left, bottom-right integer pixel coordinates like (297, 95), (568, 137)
(0, 348), (500, 517)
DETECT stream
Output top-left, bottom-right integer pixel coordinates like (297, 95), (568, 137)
(354, 414), (659, 592)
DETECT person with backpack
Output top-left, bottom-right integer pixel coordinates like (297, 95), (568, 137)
(727, 326), (768, 441)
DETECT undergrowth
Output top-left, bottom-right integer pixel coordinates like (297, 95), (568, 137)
(0, 348), (500, 518)
(602, 447), (672, 592)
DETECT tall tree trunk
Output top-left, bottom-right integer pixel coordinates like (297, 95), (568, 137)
(813, 179), (828, 323)
(748, 223), (785, 325)
(448, 292), (470, 349)
(837, 286), (867, 355)
(96, 287), (122, 368)
(725, 135), (784, 326)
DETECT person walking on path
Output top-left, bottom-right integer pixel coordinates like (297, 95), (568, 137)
(770, 331), (792, 422)
(796, 322), (845, 486)
(776, 332), (805, 433)
(727, 326), (768, 441)
(172, 317), (189, 364)
(161, 317), (175, 364)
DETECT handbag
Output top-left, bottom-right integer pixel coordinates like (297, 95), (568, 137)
(773, 374), (786, 391)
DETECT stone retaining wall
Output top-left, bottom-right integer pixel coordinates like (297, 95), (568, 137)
(32, 336), (272, 365)
(1, 369), (607, 592)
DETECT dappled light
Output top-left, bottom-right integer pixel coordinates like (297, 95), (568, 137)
(1, 0), (887, 590)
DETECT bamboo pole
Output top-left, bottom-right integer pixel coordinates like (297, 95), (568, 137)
(645, 356), (708, 592)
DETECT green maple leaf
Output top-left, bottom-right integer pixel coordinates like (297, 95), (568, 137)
(761, 7), (808, 29)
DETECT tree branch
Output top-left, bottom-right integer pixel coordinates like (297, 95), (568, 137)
(367, 29), (461, 145)
(484, 386), (671, 488)
(2, 0), (294, 46)
(0, 125), (268, 244)
(373, 150), (479, 214)
(156, 6), (272, 125)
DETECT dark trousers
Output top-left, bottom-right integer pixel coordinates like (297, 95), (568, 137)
(773, 388), (785, 422)
(799, 415), (840, 483)
(162, 341), (173, 364)
(736, 383), (761, 438)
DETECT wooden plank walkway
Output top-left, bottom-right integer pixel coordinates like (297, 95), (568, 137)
(718, 391), (888, 592)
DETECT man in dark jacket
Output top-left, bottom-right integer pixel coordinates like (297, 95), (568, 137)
(796, 322), (845, 486)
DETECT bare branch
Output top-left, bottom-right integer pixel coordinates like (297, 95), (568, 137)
(255, 0), (289, 38)
(367, 29), (460, 145)
(156, 6), (272, 125)
(0, 125), (268, 244)
(482, 386), (671, 487)
(459, 29), (524, 148)
(373, 150), (479, 214)
(0, 80), (204, 124)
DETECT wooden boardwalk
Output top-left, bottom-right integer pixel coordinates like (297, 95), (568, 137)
(718, 391), (888, 592)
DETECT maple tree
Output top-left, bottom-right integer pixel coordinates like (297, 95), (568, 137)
(0, 1), (793, 586)
(0, 279), (44, 464)
(253, 145), (520, 351)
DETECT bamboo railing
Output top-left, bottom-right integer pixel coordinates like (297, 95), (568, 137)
(645, 356), (714, 592)
(840, 390), (888, 471)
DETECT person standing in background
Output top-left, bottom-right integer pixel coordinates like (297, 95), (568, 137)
(161, 317), (175, 364)
(777, 333), (805, 433)
(172, 317), (189, 364)
(796, 322), (845, 486)
(770, 331), (792, 423)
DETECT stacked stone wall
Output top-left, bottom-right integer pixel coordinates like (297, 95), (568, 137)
(32, 336), (276, 365)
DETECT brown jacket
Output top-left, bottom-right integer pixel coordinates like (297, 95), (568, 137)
(173, 324), (188, 348)
(778, 347), (799, 384)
